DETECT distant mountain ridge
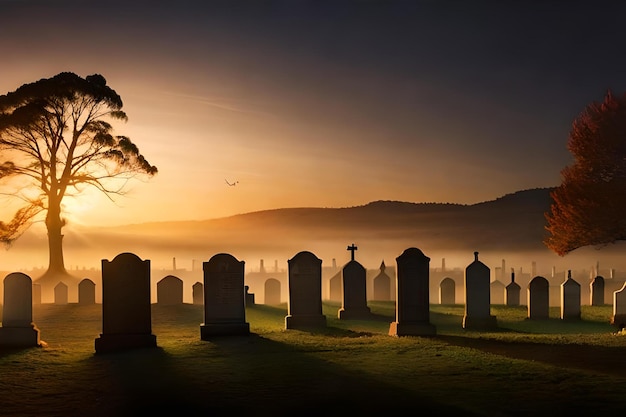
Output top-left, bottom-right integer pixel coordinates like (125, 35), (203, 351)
(26, 185), (626, 273)
(83, 187), (556, 256)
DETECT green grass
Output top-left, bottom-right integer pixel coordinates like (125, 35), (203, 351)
(0, 302), (625, 416)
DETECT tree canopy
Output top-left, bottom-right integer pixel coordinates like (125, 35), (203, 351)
(0, 72), (157, 278)
(544, 90), (626, 256)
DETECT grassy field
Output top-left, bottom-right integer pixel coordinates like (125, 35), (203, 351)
(0, 301), (625, 416)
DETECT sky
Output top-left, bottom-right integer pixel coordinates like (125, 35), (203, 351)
(2, 0), (626, 228)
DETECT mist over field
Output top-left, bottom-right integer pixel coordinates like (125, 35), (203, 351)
(3, 187), (626, 302)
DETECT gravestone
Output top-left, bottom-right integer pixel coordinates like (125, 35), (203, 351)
(611, 282), (626, 329)
(192, 281), (204, 305)
(372, 261), (391, 301)
(338, 259), (371, 320)
(157, 275), (183, 305)
(32, 283), (42, 305)
(560, 270), (581, 321)
(527, 276), (550, 320)
(201, 253), (250, 338)
(490, 280), (506, 305)
(389, 247), (436, 336)
(285, 251), (327, 330)
(0, 272), (41, 347)
(463, 252), (497, 330)
(264, 278), (281, 305)
(245, 285), (255, 306)
(78, 278), (96, 305)
(505, 269), (521, 306)
(439, 277), (455, 304)
(590, 275), (605, 306)
(95, 252), (157, 353)
(54, 281), (68, 305)
(328, 271), (342, 302)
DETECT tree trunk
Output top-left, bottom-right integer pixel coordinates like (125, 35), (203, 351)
(45, 196), (67, 275)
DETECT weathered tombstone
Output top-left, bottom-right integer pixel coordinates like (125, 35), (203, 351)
(78, 278), (96, 305)
(338, 256), (371, 320)
(490, 280), (506, 305)
(264, 278), (281, 305)
(611, 282), (626, 329)
(157, 275), (183, 305)
(245, 285), (255, 306)
(463, 252), (497, 330)
(328, 271), (342, 302)
(561, 270), (581, 320)
(95, 252), (157, 353)
(439, 277), (455, 304)
(389, 247), (436, 336)
(285, 251), (327, 330)
(590, 275), (605, 306)
(192, 281), (204, 305)
(54, 281), (68, 305)
(527, 276), (550, 320)
(32, 283), (42, 305)
(0, 272), (41, 347)
(372, 261), (391, 301)
(201, 253), (250, 338)
(505, 268), (521, 306)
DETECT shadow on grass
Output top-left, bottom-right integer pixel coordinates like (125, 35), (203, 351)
(200, 333), (483, 416)
(437, 334), (626, 377)
(0, 344), (44, 358)
(81, 331), (483, 416)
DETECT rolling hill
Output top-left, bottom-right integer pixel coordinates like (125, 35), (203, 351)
(48, 187), (560, 271)
(11, 186), (626, 286)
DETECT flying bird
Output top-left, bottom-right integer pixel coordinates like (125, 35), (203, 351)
(225, 179), (239, 186)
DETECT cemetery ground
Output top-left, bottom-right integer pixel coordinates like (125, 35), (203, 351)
(1, 302), (625, 416)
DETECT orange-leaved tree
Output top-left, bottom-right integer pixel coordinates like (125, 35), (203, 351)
(545, 90), (626, 256)
(0, 72), (157, 281)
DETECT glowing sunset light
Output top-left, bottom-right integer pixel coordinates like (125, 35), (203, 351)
(0, 1), (624, 275)
(6, 1), (619, 228)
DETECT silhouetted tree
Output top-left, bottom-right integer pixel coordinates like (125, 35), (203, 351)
(0, 72), (157, 280)
(545, 90), (626, 256)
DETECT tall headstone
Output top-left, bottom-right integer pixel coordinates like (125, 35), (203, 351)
(527, 276), (550, 320)
(439, 277), (455, 304)
(264, 278), (281, 305)
(590, 275), (605, 306)
(338, 257), (371, 320)
(561, 270), (581, 321)
(78, 278), (96, 305)
(372, 261), (391, 301)
(490, 280), (506, 305)
(611, 282), (626, 330)
(505, 268), (521, 306)
(192, 281), (204, 305)
(0, 273), (41, 347)
(328, 271), (342, 302)
(201, 253), (250, 338)
(463, 252), (497, 330)
(285, 251), (327, 330)
(157, 275), (184, 305)
(54, 281), (68, 305)
(95, 252), (157, 353)
(389, 247), (436, 336)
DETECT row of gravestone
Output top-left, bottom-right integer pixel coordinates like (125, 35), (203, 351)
(31, 279), (97, 305)
(2, 248), (626, 352)
(33, 275), (258, 307)
(30, 271), (611, 309)
(439, 273), (609, 307)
